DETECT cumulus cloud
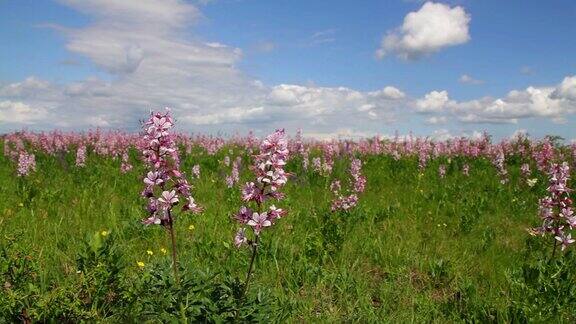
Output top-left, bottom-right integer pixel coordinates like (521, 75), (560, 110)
(551, 76), (576, 101)
(376, 2), (471, 60)
(0, 100), (49, 124)
(414, 76), (576, 124)
(416, 90), (451, 113)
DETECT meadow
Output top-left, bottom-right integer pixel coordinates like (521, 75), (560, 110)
(1, 113), (576, 322)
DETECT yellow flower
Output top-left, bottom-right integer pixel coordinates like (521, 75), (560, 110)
(160, 248), (167, 254)
(188, 224), (195, 231)
(100, 230), (109, 236)
(146, 250), (153, 255)
(137, 261), (145, 268)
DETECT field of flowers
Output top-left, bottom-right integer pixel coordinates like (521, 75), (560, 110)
(1, 110), (576, 322)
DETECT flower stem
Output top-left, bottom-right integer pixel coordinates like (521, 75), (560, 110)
(550, 239), (558, 263)
(242, 235), (259, 297)
(168, 210), (180, 285)
(236, 235), (259, 320)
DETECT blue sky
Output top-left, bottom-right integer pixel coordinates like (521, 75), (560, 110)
(0, 0), (575, 140)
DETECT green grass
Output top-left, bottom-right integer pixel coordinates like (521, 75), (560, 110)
(0, 142), (569, 322)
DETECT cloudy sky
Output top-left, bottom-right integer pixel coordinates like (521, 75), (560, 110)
(1, 0), (575, 140)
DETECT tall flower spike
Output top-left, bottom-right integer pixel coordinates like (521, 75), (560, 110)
(139, 108), (202, 283)
(331, 157), (366, 212)
(233, 129), (289, 317)
(531, 162), (574, 256)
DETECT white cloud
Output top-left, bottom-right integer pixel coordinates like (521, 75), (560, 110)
(266, 84), (404, 123)
(425, 116), (447, 125)
(459, 74), (483, 85)
(0, 100), (49, 124)
(370, 86), (406, 100)
(416, 90), (450, 113)
(415, 76), (576, 124)
(551, 76), (576, 101)
(376, 2), (471, 60)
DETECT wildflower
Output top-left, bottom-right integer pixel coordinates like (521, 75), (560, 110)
(247, 212), (272, 235)
(438, 164), (446, 178)
(100, 230), (109, 237)
(331, 157), (366, 212)
(158, 190), (179, 207)
(188, 224), (195, 231)
(232, 129), (290, 312)
(192, 164), (201, 178)
(16, 151), (36, 177)
(76, 145), (87, 167)
(139, 109), (202, 283)
(556, 234), (575, 251)
(120, 151), (133, 173)
(137, 261), (145, 268)
(160, 247), (167, 254)
(521, 163), (531, 178)
(234, 206), (253, 224)
(462, 164), (470, 176)
(234, 228), (247, 248)
(491, 149), (509, 184)
(527, 178), (538, 187)
(235, 129), (289, 238)
(532, 162), (574, 255)
(147, 250), (153, 255)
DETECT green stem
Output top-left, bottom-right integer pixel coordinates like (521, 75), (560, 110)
(168, 210), (180, 285)
(235, 235), (259, 321)
(550, 239), (558, 263)
(242, 236), (259, 297)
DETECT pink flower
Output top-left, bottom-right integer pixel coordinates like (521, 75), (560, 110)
(268, 205), (286, 221)
(16, 151), (36, 177)
(144, 171), (164, 186)
(555, 233), (575, 251)
(233, 129), (289, 242)
(438, 164), (446, 178)
(158, 190), (179, 207)
(331, 157), (365, 212)
(330, 181), (341, 194)
(76, 145), (87, 167)
(247, 212), (272, 235)
(140, 109), (202, 226)
(234, 206), (253, 224)
(532, 162), (574, 251)
(241, 182), (262, 202)
(183, 196), (202, 213)
(234, 228), (247, 248)
(192, 164), (201, 178)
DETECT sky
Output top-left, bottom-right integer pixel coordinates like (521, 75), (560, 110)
(0, 0), (575, 140)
